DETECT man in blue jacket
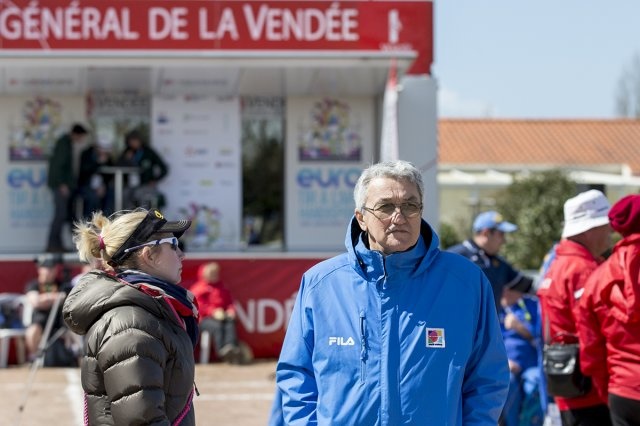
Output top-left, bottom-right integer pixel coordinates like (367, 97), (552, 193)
(447, 211), (533, 309)
(274, 160), (509, 425)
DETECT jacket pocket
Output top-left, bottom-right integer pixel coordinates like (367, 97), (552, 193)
(359, 311), (367, 383)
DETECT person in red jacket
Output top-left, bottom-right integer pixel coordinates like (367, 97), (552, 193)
(537, 189), (613, 426)
(578, 194), (640, 426)
(190, 262), (241, 363)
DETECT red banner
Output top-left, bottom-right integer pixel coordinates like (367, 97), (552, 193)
(0, 256), (326, 359)
(0, 0), (433, 74)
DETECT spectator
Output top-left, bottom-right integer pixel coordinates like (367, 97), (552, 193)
(46, 123), (89, 252)
(500, 287), (544, 426)
(62, 208), (196, 425)
(537, 189), (612, 426)
(190, 262), (242, 364)
(24, 254), (69, 361)
(447, 210), (534, 308)
(77, 136), (115, 218)
(273, 160), (509, 424)
(116, 130), (168, 209)
(577, 194), (640, 426)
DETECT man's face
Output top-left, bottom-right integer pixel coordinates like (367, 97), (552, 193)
(38, 265), (57, 284)
(355, 177), (422, 255)
(500, 287), (523, 307)
(483, 229), (506, 256)
(72, 132), (88, 144)
(590, 223), (612, 257)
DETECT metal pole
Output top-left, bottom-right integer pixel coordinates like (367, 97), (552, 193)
(15, 293), (65, 425)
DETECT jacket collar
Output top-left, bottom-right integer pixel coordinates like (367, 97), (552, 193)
(345, 216), (440, 281)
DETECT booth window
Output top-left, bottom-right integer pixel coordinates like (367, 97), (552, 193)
(241, 97), (284, 249)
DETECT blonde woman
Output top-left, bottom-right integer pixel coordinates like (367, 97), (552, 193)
(63, 208), (198, 425)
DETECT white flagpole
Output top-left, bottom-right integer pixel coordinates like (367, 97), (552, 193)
(380, 59), (399, 162)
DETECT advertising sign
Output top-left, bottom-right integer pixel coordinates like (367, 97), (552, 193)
(285, 96), (374, 251)
(0, 95), (85, 253)
(153, 95), (242, 251)
(0, 0), (433, 74)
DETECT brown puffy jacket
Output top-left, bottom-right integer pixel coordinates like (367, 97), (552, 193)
(63, 271), (196, 425)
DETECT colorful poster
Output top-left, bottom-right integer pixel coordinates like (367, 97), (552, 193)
(8, 96), (65, 161)
(153, 95), (242, 251)
(297, 98), (363, 162)
(0, 95), (86, 253)
(285, 96), (374, 251)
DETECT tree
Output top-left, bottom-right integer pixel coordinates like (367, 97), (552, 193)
(494, 170), (575, 270)
(438, 221), (460, 250)
(615, 52), (640, 118)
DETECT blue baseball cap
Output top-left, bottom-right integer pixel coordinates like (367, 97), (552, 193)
(472, 211), (518, 233)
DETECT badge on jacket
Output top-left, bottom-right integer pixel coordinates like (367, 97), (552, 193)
(426, 328), (445, 348)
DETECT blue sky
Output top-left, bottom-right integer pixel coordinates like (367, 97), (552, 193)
(433, 1), (640, 119)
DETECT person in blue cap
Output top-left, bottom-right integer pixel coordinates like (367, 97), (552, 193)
(447, 210), (533, 308)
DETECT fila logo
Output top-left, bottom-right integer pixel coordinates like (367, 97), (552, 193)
(329, 337), (355, 346)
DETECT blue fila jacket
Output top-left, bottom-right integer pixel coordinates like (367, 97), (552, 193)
(275, 218), (509, 425)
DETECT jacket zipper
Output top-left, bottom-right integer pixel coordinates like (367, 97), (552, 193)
(359, 311), (367, 383)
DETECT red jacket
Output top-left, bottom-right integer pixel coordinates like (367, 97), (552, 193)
(189, 265), (235, 319)
(537, 239), (605, 410)
(578, 233), (640, 403)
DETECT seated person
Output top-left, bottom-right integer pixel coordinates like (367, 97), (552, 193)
(116, 130), (168, 209)
(24, 254), (69, 361)
(78, 137), (115, 218)
(190, 262), (241, 363)
(499, 286), (544, 426)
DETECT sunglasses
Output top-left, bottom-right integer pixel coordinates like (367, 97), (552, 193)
(123, 237), (179, 254)
(362, 202), (423, 220)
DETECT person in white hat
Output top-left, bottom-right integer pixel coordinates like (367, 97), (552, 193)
(537, 189), (613, 426)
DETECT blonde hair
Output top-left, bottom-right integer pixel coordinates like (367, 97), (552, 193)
(73, 209), (148, 269)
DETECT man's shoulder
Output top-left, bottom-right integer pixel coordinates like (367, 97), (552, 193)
(55, 133), (71, 145)
(304, 253), (350, 278)
(446, 240), (473, 256)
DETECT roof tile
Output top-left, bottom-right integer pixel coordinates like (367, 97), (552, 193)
(439, 119), (640, 174)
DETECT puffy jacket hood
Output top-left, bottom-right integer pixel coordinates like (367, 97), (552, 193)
(602, 234), (640, 324)
(64, 271), (167, 335)
(345, 216), (439, 281)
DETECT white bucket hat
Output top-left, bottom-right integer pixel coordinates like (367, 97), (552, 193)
(562, 189), (611, 238)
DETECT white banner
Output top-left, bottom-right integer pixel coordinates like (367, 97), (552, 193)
(0, 96), (86, 253)
(285, 97), (374, 251)
(153, 95), (242, 251)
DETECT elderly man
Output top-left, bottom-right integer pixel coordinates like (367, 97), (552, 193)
(273, 160), (509, 425)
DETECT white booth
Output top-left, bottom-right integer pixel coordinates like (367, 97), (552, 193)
(0, 0), (437, 254)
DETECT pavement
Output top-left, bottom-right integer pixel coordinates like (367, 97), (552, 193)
(0, 359), (278, 426)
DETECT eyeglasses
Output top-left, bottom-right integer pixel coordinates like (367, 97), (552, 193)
(362, 202), (423, 219)
(123, 237), (179, 254)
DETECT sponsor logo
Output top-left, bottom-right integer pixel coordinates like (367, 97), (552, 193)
(426, 328), (445, 348)
(539, 277), (552, 290)
(329, 336), (355, 346)
(7, 167), (47, 189)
